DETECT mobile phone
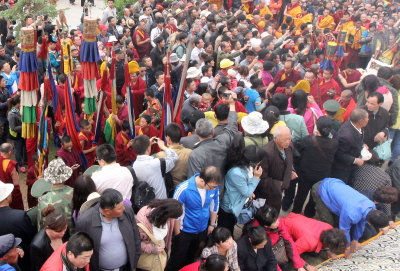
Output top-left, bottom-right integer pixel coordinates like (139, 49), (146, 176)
(153, 138), (158, 143)
(73, 164), (79, 167)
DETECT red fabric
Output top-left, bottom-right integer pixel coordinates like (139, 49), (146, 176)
(337, 70), (361, 94)
(133, 30), (150, 60)
(96, 78), (112, 109)
(254, 218), (306, 269)
(272, 69), (302, 89)
(72, 72), (84, 99)
(179, 261), (201, 271)
(127, 78), (146, 118)
(275, 86), (291, 97)
(215, 100), (248, 114)
(40, 242), (90, 271)
(282, 213), (332, 255)
(18, 72), (39, 91)
(79, 131), (96, 167)
(81, 62), (98, 80)
(56, 147), (81, 187)
(26, 165), (38, 208)
(310, 78), (341, 108)
(0, 155), (23, 209)
(136, 125), (160, 154)
(115, 131), (137, 166)
(340, 97), (357, 122)
(64, 80), (83, 157)
(117, 105), (129, 131)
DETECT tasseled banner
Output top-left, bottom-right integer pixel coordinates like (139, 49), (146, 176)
(19, 27), (39, 139)
(37, 35), (48, 60)
(336, 46), (345, 58)
(320, 42), (337, 71)
(81, 17), (100, 118)
(320, 59), (335, 71)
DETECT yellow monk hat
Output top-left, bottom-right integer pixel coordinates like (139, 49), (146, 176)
(128, 61), (140, 74)
(293, 80), (310, 94)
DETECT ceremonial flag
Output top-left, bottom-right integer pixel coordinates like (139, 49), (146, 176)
(124, 62), (136, 139)
(159, 52), (173, 141)
(94, 63), (108, 143)
(103, 51), (117, 145)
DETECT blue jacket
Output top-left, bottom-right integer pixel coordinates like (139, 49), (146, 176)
(244, 89), (264, 113)
(221, 167), (260, 217)
(319, 178), (375, 243)
(174, 174), (219, 234)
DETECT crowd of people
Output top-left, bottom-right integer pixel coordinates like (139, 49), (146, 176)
(1, 0), (400, 270)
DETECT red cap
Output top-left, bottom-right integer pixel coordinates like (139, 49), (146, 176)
(99, 25), (108, 31)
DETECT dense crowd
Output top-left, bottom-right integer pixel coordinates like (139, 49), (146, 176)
(1, 0), (400, 270)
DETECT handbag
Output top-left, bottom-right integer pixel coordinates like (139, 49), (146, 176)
(136, 223), (168, 271)
(373, 139), (392, 160)
(271, 235), (289, 265)
(236, 199), (256, 225)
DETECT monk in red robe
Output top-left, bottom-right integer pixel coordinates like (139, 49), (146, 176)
(336, 63), (361, 97)
(136, 115), (159, 154)
(310, 67), (341, 107)
(71, 68), (84, 114)
(266, 61), (302, 93)
(56, 135), (82, 187)
(26, 153), (39, 208)
(112, 95), (129, 133)
(125, 71), (146, 119)
(115, 120), (137, 166)
(338, 89), (357, 122)
(79, 119), (96, 168)
(0, 143), (23, 209)
(133, 21), (151, 61)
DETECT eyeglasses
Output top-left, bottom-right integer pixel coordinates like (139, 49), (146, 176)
(206, 183), (218, 190)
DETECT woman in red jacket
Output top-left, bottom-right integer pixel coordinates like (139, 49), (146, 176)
(40, 232), (93, 271)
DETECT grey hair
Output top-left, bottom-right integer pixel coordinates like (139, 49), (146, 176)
(189, 94), (202, 105)
(350, 108), (368, 124)
(273, 125), (290, 139)
(195, 118), (214, 138)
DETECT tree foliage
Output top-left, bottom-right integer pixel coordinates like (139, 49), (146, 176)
(104, 0), (136, 17)
(0, 0), (58, 39)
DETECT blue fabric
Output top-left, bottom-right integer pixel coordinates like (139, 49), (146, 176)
(80, 40), (100, 63)
(360, 30), (372, 54)
(337, 46), (345, 57)
(220, 167), (260, 217)
(94, 91), (104, 143)
(1, 71), (19, 96)
(18, 50), (39, 73)
(320, 59), (334, 71)
(49, 51), (60, 72)
(244, 89), (264, 113)
(126, 85), (136, 139)
(319, 178), (376, 243)
(0, 264), (16, 271)
(173, 174), (219, 234)
(48, 61), (59, 113)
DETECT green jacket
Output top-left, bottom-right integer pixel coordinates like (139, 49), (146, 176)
(279, 112), (309, 142)
(37, 185), (74, 234)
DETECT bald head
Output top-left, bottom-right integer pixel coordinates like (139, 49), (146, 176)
(0, 143), (13, 154)
(273, 126), (292, 150)
(342, 89), (353, 97)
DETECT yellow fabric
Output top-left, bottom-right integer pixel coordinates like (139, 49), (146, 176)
(392, 95), (400, 129)
(348, 26), (366, 50)
(100, 61), (109, 77)
(342, 21), (354, 32)
(204, 111), (218, 127)
(294, 13), (313, 30)
(22, 123), (35, 139)
(287, 5), (302, 19)
(128, 61), (140, 74)
(318, 15), (335, 30)
(60, 38), (73, 75)
(2, 159), (10, 172)
(334, 108), (346, 122)
(293, 80), (310, 93)
(237, 112), (247, 124)
(257, 5), (273, 17)
(270, 121), (286, 134)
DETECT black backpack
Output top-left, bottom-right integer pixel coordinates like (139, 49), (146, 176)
(127, 166), (156, 213)
(160, 158), (175, 198)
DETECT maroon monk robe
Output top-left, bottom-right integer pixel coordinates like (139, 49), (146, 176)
(0, 156), (23, 209)
(56, 147), (82, 187)
(115, 131), (137, 166)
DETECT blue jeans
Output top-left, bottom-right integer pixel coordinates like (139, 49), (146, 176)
(390, 129), (400, 162)
(13, 138), (26, 167)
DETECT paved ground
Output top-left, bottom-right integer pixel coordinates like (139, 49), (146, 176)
(55, 0), (105, 29)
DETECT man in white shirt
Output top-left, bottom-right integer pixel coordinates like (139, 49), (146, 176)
(101, 0), (117, 26)
(92, 144), (134, 200)
(150, 17), (166, 48)
(190, 38), (205, 63)
(132, 135), (178, 199)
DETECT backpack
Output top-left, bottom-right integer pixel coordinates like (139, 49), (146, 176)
(127, 166), (156, 213)
(160, 158), (175, 198)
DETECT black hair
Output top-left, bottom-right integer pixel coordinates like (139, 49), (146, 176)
(58, 73), (67, 84)
(368, 91), (384, 104)
(361, 75), (380, 93)
(316, 116), (333, 137)
(255, 204), (279, 227)
(291, 89), (308, 116)
(11, 95), (20, 106)
(373, 186), (399, 203)
(96, 144), (117, 163)
(72, 175), (97, 215)
(116, 95), (124, 105)
(132, 134), (150, 155)
(155, 71), (164, 79)
(214, 103), (229, 121)
(320, 229), (348, 255)
(165, 123), (182, 143)
(271, 93), (289, 112)
(197, 83), (209, 96)
(140, 114), (152, 125)
(199, 254), (228, 271)
(147, 199), (183, 228)
(99, 188), (123, 210)
(66, 232), (94, 257)
(247, 226), (267, 247)
(122, 119), (130, 132)
(61, 135), (72, 145)
(263, 105), (280, 135)
(366, 209), (389, 229)
(206, 227), (232, 247)
(145, 88), (155, 98)
(199, 166), (222, 185)
(263, 60), (275, 71)
(377, 67), (393, 80)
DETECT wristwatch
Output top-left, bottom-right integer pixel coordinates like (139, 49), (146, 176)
(209, 223), (217, 228)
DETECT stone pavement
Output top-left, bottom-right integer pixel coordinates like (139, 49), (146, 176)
(55, 0), (105, 30)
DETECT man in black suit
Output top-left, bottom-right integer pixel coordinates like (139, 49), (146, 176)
(0, 181), (36, 270)
(333, 108), (369, 184)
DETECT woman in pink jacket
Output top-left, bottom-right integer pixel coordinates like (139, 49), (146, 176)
(136, 199), (183, 268)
